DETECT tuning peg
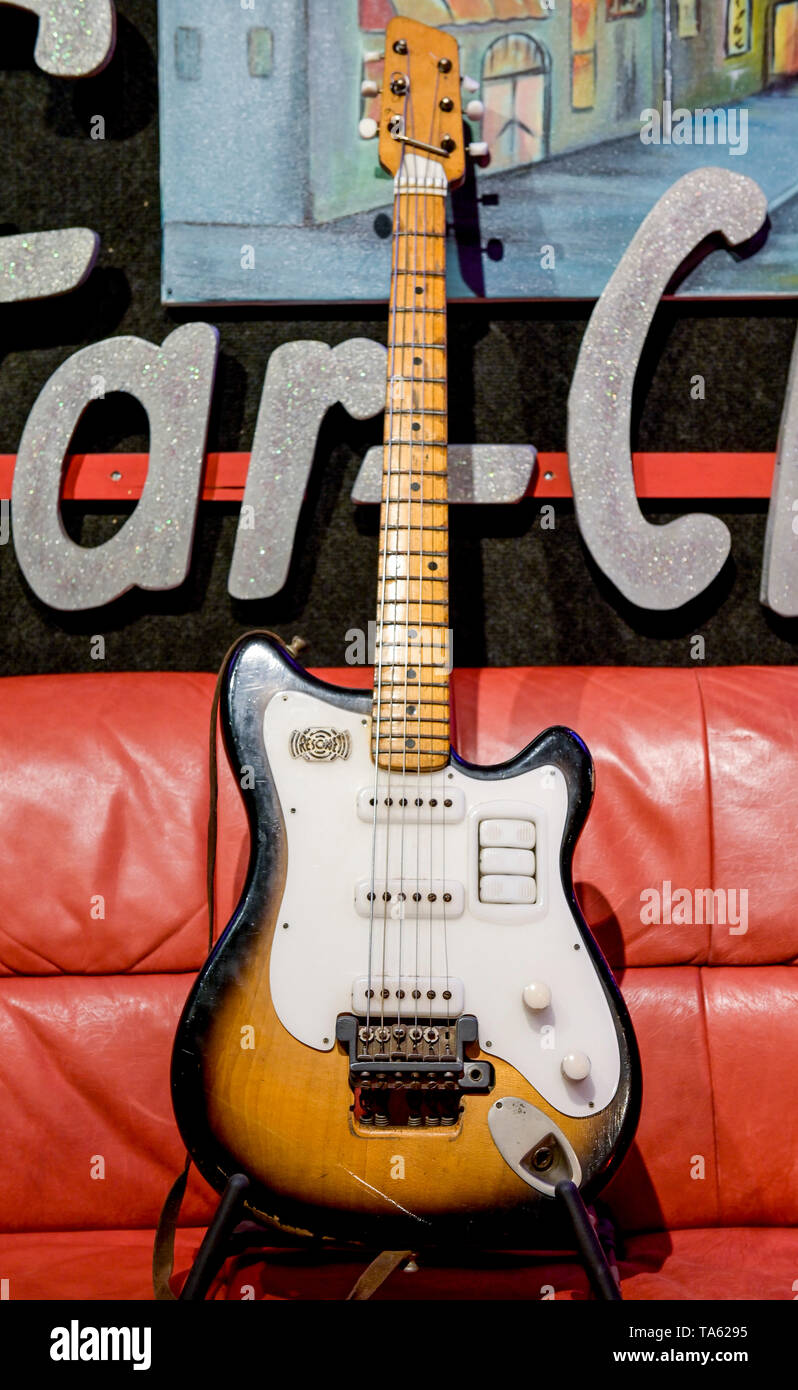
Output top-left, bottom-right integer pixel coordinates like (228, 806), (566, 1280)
(466, 99), (485, 121)
(359, 116), (379, 140)
(361, 79), (380, 98)
(462, 74), (480, 92)
(364, 49), (384, 63)
(468, 141), (489, 159)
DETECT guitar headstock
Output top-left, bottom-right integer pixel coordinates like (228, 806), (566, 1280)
(359, 18), (487, 188)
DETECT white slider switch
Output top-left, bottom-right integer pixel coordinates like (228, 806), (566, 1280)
(480, 847), (535, 875)
(522, 981), (551, 1011)
(479, 875), (537, 905)
(479, 818), (535, 849)
(561, 1051), (591, 1082)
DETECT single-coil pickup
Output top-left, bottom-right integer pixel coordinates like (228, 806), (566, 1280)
(355, 879), (464, 918)
(352, 975), (465, 1019)
(356, 786), (465, 823)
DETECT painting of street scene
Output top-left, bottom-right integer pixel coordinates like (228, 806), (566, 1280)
(159, 0), (798, 301)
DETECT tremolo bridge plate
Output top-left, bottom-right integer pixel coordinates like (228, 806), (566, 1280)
(336, 1013), (493, 1129)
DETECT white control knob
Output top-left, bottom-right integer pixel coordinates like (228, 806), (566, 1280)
(359, 117), (379, 140)
(468, 141), (489, 159)
(466, 99), (485, 121)
(561, 1051), (591, 1082)
(462, 74), (480, 92)
(361, 79), (379, 98)
(522, 981), (551, 1011)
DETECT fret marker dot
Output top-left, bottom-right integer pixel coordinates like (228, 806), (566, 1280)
(406, 737), (415, 749)
(414, 356), (422, 365)
(407, 705), (416, 715)
(415, 286), (423, 294)
(407, 668), (417, 678)
(412, 422), (421, 431)
(411, 482), (420, 491)
(428, 561), (438, 571)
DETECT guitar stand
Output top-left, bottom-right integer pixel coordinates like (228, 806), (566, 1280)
(179, 1172), (622, 1301)
(554, 1180), (622, 1301)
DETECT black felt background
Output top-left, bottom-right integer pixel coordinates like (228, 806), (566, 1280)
(1, 0), (796, 674)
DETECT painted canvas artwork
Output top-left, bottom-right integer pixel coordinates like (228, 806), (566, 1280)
(158, 0), (798, 303)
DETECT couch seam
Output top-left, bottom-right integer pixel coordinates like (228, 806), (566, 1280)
(693, 670), (722, 1228)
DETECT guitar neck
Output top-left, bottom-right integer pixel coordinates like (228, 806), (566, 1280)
(372, 154), (451, 774)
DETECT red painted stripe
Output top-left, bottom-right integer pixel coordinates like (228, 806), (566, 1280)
(0, 450), (777, 502)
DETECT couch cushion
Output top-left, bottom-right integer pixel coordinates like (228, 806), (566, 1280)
(2, 1226), (795, 1300)
(0, 974), (216, 1231)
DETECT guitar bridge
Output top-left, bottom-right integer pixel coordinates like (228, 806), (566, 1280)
(336, 1013), (493, 1129)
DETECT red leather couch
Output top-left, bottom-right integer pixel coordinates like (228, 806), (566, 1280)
(1, 666), (796, 1300)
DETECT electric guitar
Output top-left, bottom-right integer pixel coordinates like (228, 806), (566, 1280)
(172, 18), (640, 1247)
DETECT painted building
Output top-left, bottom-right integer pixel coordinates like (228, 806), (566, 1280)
(157, 1), (798, 303)
(670, 1), (798, 114)
(159, 1), (798, 238)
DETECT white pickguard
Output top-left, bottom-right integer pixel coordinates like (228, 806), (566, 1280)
(265, 691), (621, 1118)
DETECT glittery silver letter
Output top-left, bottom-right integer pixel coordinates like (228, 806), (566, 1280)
(228, 338), (385, 600)
(1, 0), (116, 77)
(12, 324), (218, 611)
(761, 329), (798, 616)
(0, 229), (99, 303)
(568, 168), (767, 611)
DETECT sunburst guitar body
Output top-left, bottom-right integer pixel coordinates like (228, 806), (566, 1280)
(171, 18), (640, 1249)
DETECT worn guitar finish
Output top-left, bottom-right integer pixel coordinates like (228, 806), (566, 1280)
(171, 18), (640, 1248)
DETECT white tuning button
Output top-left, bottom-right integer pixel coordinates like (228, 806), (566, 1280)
(364, 50), (384, 63)
(468, 141), (489, 159)
(522, 981), (551, 1011)
(361, 79), (379, 98)
(462, 74), (480, 92)
(561, 1051), (591, 1082)
(359, 117), (379, 140)
(466, 99), (485, 121)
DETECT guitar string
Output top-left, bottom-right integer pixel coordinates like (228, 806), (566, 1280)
(366, 109), (408, 1045)
(421, 72), (444, 1042)
(394, 132), (420, 1045)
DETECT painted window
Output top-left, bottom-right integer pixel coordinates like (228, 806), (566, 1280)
(725, 0), (751, 56)
(677, 0), (699, 38)
(482, 34), (550, 168)
(606, 0), (645, 17)
(572, 1), (596, 110)
(773, 2), (798, 76)
(174, 26), (201, 82)
(247, 27), (273, 77)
